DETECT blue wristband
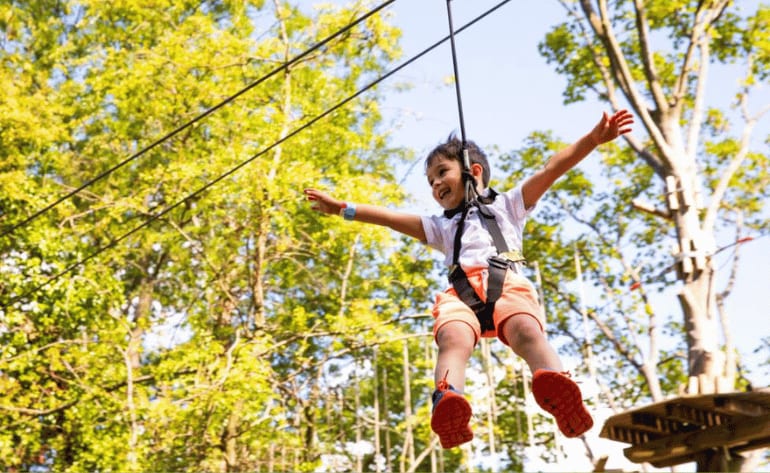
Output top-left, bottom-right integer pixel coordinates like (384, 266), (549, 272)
(341, 203), (356, 221)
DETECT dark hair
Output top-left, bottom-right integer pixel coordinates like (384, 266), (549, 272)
(424, 133), (490, 186)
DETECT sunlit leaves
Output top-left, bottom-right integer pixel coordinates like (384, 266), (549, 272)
(1, 0), (426, 470)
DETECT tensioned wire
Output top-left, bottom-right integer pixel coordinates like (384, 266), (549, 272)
(0, 0), (396, 240)
(1, 0), (514, 308)
(446, 0), (482, 206)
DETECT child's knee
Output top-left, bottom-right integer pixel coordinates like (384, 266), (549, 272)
(501, 313), (544, 347)
(436, 321), (476, 350)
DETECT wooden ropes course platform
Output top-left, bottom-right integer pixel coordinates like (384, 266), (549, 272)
(599, 388), (770, 468)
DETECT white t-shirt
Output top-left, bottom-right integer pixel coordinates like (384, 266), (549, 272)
(420, 186), (533, 271)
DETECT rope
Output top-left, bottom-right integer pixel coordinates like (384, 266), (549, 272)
(444, 0), (478, 204)
(445, 0), (468, 151)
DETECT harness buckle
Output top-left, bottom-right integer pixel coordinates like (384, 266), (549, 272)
(498, 250), (526, 264)
(488, 255), (512, 270)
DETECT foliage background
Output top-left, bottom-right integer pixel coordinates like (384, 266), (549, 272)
(1, 0), (768, 472)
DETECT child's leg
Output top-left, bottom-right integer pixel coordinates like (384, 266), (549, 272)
(430, 290), (481, 448)
(500, 314), (593, 437)
(500, 314), (561, 372)
(434, 320), (475, 391)
(431, 320), (475, 448)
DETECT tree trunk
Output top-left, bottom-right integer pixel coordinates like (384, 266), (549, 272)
(223, 399), (242, 471)
(426, 338), (438, 473)
(481, 339), (497, 455)
(695, 449), (762, 472)
(667, 174), (731, 395)
(668, 174), (747, 471)
(355, 367), (363, 473)
(251, 0), (295, 328)
(401, 340), (415, 472)
(373, 348), (381, 473)
(382, 362), (392, 473)
(125, 277), (154, 471)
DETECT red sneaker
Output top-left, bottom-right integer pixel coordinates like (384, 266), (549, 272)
(532, 369), (593, 437)
(430, 377), (473, 449)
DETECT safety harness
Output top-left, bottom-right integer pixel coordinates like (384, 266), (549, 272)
(442, 0), (525, 332)
(446, 168), (526, 332)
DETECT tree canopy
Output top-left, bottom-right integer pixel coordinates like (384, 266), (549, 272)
(1, 0), (768, 471)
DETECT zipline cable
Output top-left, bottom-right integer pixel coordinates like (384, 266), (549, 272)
(444, 0), (478, 204)
(2, 0), (514, 309)
(0, 0), (396, 240)
(445, 0), (468, 148)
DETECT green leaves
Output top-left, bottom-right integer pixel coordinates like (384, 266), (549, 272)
(1, 0), (432, 470)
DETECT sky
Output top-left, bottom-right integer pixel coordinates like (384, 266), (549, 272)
(300, 0), (769, 470)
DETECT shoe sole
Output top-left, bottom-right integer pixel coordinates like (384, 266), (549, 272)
(532, 370), (593, 437)
(430, 392), (473, 448)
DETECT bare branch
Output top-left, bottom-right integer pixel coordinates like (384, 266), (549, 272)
(338, 235), (359, 318)
(632, 198), (672, 220)
(632, 0), (669, 114)
(570, 4), (667, 176)
(579, 0), (675, 162)
(587, 309), (642, 372)
(686, 33), (710, 161)
(703, 110), (756, 233)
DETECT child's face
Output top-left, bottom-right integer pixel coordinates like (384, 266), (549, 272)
(426, 156), (465, 210)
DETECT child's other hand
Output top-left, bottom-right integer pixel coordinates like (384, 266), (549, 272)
(304, 188), (344, 215)
(591, 109), (634, 145)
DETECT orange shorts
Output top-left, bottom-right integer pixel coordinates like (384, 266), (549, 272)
(431, 268), (545, 347)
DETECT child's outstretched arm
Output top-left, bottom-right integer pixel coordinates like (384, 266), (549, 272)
(521, 109), (633, 209)
(304, 188), (427, 243)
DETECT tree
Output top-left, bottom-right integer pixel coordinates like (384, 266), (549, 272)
(1, 0), (445, 470)
(495, 0), (768, 470)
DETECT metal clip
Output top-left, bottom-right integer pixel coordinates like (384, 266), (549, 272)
(499, 250), (526, 264)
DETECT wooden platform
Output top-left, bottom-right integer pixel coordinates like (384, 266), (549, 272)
(599, 389), (770, 467)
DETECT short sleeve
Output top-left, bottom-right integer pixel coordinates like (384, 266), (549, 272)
(421, 214), (449, 255)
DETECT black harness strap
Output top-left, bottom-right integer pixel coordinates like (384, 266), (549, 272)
(447, 189), (526, 332)
(448, 207), (488, 326)
(442, 1), (525, 332)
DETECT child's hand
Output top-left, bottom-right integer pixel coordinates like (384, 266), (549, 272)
(590, 109), (634, 145)
(304, 188), (344, 216)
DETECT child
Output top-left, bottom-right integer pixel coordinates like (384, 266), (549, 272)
(304, 109), (633, 448)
